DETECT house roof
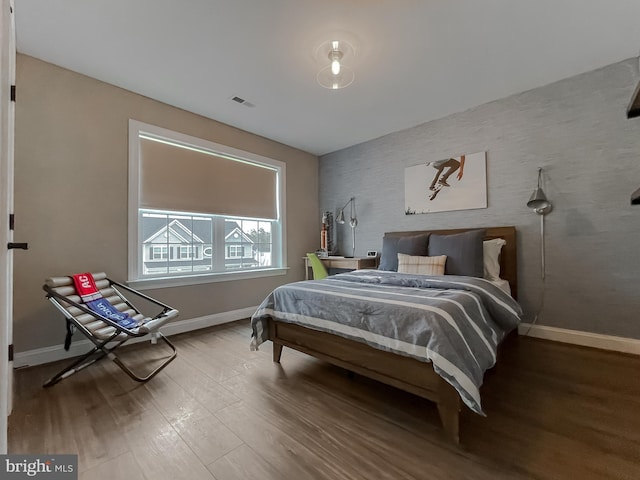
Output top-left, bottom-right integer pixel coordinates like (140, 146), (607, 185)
(142, 217), (250, 244)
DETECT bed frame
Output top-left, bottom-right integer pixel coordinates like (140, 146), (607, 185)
(266, 226), (517, 444)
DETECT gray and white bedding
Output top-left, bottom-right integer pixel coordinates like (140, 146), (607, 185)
(250, 270), (523, 414)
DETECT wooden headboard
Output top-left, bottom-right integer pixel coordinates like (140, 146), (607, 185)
(384, 226), (517, 299)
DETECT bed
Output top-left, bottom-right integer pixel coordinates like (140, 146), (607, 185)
(250, 226), (522, 444)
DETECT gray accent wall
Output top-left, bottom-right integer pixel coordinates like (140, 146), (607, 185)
(320, 58), (640, 339)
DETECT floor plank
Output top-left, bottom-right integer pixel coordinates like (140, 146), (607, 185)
(8, 320), (640, 480)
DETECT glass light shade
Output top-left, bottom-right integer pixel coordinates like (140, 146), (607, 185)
(317, 64), (354, 90)
(331, 59), (341, 75)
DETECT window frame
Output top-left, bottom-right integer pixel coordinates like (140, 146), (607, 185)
(226, 245), (243, 258)
(179, 245), (194, 260)
(150, 245), (168, 261)
(128, 120), (287, 289)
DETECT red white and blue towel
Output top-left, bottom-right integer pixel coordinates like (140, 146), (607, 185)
(72, 273), (138, 329)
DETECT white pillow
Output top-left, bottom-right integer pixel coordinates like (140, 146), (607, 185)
(483, 238), (506, 280)
(397, 253), (447, 275)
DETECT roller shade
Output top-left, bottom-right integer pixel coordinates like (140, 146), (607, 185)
(139, 136), (278, 219)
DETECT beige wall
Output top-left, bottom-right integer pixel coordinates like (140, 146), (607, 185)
(14, 54), (319, 353)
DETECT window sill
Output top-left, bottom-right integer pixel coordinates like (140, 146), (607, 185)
(128, 267), (289, 290)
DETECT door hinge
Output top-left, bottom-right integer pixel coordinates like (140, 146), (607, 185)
(8, 344), (13, 362)
(9, 213), (14, 230)
(10, 85), (15, 102)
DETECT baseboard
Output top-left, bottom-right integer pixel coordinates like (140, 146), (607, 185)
(518, 323), (640, 356)
(13, 306), (258, 369)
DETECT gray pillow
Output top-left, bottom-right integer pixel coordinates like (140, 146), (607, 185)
(378, 233), (430, 271)
(428, 229), (485, 277)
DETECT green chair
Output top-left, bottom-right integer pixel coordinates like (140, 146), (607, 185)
(306, 253), (329, 280)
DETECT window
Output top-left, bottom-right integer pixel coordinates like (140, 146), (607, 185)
(179, 246), (194, 260)
(129, 120), (286, 287)
(151, 246), (167, 260)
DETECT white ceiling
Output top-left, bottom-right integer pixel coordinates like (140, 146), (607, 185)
(14, 0), (640, 156)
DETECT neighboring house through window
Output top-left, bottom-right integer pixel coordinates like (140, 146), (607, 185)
(128, 120), (286, 287)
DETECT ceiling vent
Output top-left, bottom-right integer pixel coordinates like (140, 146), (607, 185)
(230, 96), (255, 108)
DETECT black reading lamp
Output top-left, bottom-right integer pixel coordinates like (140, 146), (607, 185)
(336, 197), (357, 258)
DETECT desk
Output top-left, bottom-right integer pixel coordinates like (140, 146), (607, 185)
(304, 256), (378, 280)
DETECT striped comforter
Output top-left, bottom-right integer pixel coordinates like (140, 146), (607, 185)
(250, 270), (523, 414)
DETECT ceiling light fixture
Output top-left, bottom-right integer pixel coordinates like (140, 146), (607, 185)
(317, 40), (354, 90)
(330, 41), (342, 75)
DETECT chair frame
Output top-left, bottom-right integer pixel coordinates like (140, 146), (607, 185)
(42, 277), (177, 387)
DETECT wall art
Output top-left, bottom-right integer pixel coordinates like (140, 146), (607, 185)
(405, 151), (487, 214)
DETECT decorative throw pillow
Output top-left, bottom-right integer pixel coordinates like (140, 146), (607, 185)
(428, 229), (485, 277)
(483, 238), (506, 280)
(397, 254), (446, 275)
(378, 233), (430, 271)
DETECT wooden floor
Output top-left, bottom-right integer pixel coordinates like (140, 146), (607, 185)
(8, 320), (640, 480)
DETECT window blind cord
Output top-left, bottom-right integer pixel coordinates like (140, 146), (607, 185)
(522, 214), (546, 337)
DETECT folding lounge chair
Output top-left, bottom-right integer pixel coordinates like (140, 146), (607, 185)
(42, 272), (178, 387)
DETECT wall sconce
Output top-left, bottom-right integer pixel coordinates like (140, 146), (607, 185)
(317, 40), (355, 90)
(336, 197), (357, 257)
(527, 167), (553, 215)
(527, 168), (552, 279)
